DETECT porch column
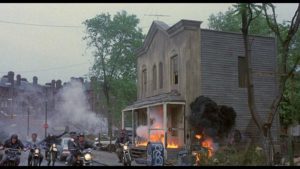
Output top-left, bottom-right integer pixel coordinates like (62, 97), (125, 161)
(163, 103), (168, 147)
(132, 109), (134, 145)
(147, 106), (150, 141)
(122, 111), (124, 129)
(163, 103), (168, 160)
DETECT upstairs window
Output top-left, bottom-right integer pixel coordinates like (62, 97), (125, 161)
(159, 62), (163, 89)
(171, 55), (179, 85)
(142, 68), (147, 96)
(152, 65), (157, 91)
(238, 56), (247, 88)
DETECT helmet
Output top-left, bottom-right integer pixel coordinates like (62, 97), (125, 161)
(11, 134), (18, 140)
(32, 133), (37, 137)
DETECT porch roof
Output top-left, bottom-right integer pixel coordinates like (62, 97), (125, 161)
(123, 90), (185, 111)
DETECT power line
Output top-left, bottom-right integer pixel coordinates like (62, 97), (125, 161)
(0, 19), (82, 28)
(0, 62), (90, 74)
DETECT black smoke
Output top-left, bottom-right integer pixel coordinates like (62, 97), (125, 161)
(189, 96), (236, 139)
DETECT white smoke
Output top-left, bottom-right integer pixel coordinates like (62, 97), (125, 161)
(49, 80), (107, 135)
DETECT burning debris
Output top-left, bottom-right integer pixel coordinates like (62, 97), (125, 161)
(189, 96), (236, 139)
(135, 106), (180, 148)
(189, 96), (237, 163)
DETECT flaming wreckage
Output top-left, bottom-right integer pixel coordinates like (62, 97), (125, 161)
(122, 19), (279, 165)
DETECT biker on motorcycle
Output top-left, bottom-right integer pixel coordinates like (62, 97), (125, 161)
(115, 129), (130, 163)
(27, 133), (44, 166)
(0, 134), (25, 166)
(67, 132), (94, 166)
(40, 130), (68, 160)
(65, 131), (78, 165)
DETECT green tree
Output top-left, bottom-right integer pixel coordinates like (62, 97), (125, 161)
(208, 6), (272, 36)
(208, 3), (300, 165)
(83, 10), (144, 143)
(208, 4), (300, 130)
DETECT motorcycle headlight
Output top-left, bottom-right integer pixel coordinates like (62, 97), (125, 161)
(192, 151), (197, 156)
(52, 144), (56, 148)
(124, 145), (128, 150)
(84, 153), (92, 161)
(34, 149), (40, 154)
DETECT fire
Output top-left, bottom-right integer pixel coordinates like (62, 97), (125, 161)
(195, 134), (202, 139)
(201, 138), (214, 158)
(136, 134), (179, 148)
(167, 140), (179, 148)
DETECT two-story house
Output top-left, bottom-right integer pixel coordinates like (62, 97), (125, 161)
(122, 19), (279, 158)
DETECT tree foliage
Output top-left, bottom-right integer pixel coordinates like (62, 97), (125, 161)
(208, 6), (272, 36)
(208, 3), (300, 128)
(83, 10), (144, 133)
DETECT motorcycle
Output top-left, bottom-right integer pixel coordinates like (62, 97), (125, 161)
(26, 144), (42, 166)
(120, 141), (132, 166)
(71, 148), (93, 166)
(1, 148), (22, 166)
(45, 143), (58, 166)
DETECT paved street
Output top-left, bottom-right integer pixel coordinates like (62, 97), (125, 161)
(16, 149), (144, 166)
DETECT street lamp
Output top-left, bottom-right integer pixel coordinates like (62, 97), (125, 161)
(5, 82), (13, 119)
(44, 84), (51, 138)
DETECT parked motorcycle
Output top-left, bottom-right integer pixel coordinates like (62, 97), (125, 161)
(69, 148), (93, 166)
(120, 141), (132, 166)
(45, 143), (58, 166)
(0, 147), (22, 166)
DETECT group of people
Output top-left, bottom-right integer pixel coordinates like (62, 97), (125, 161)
(0, 128), (131, 166)
(0, 129), (94, 166)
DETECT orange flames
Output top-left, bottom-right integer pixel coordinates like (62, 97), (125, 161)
(201, 138), (213, 157)
(136, 133), (179, 148)
(195, 134), (202, 139)
(194, 134), (214, 158)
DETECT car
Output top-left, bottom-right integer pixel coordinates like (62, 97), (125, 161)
(0, 144), (3, 161)
(57, 137), (71, 161)
(94, 136), (117, 152)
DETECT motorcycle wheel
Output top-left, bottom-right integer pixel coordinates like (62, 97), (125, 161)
(51, 152), (57, 166)
(33, 158), (39, 166)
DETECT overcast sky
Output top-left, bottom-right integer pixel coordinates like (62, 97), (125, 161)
(0, 3), (298, 85)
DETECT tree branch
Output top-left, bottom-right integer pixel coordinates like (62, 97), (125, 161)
(268, 54), (300, 125)
(262, 3), (283, 43)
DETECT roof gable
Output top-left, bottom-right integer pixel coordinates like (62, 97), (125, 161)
(136, 19), (202, 57)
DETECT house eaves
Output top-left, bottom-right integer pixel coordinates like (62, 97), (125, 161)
(135, 19), (202, 57)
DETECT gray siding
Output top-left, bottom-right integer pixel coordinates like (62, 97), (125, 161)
(200, 29), (280, 140)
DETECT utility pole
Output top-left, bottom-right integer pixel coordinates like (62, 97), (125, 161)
(27, 107), (30, 137)
(45, 101), (48, 138)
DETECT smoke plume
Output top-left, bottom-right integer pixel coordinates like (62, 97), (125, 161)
(48, 80), (107, 135)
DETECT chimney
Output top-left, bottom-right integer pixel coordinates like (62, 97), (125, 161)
(56, 80), (62, 90)
(51, 80), (55, 90)
(7, 71), (14, 86)
(16, 74), (21, 86)
(33, 76), (38, 86)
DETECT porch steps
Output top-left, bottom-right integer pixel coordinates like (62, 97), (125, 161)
(131, 146), (147, 159)
(131, 146), (183, 166)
